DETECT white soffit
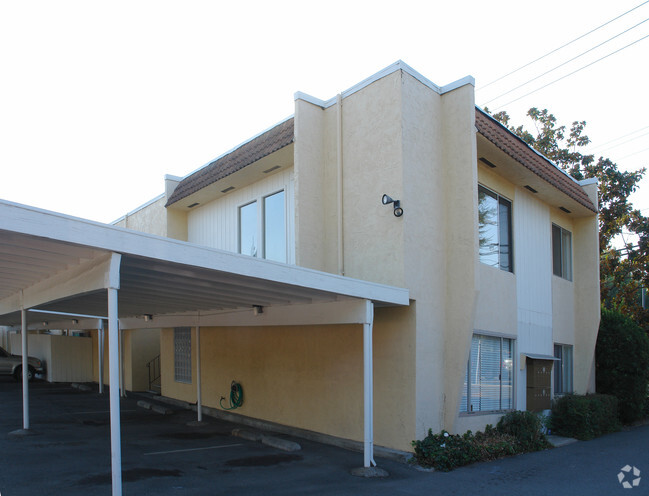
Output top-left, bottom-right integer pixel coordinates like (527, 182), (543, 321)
(0, 200), (409, 325)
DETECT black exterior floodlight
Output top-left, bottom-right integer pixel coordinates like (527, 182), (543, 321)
(381, 194), (403, 217)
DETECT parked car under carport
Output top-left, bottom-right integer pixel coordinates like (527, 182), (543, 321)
(0, 346), (45, 381)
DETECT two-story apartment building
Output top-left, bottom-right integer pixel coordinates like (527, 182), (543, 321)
(0, 62), (599, 464)
(112, 61), (600, 450)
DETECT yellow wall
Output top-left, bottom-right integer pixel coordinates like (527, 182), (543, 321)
(91, 329), (109, 385)
(123, 328), (160, 391)
(92, 328), (160, 391)
(160, 313), (416, 451)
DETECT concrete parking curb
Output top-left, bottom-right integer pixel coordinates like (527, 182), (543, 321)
(232, 428), (302, 452)
(136, 399), (173, 415)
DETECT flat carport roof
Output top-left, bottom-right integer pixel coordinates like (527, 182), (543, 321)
(0, 199), (409, 496)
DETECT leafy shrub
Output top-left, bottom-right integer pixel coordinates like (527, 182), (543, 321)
(496, 410), (551, 451)
(550, 394), (620, 440)
(412, 417), (550, 471)
(596, 308), (649, 424)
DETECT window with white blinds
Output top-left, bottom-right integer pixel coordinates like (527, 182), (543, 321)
(461, 334), (514, 413)
(174, 327), (192, 384)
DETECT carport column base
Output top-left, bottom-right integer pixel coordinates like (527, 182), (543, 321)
(8, 428), (38, 438)
(350, 466), (389, 478)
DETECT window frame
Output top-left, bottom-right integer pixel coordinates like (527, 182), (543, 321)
(552, 223), (573, 281)
(461, 333), (516, 414)
(262, 190), (287, 263)
(173, 327), (192, 384)
(553, 343), (573, 395)
(478, 184), (513, 273)
(238, 189), (287, 263)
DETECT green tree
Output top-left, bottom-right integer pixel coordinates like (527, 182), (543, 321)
(487, 107), (649, 328)
(596, 307), (649, 423)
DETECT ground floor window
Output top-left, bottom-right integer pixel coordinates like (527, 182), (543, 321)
(174, 327), (192, 384)
(554, 343), (573, 394)
(461, 333), (514, 413)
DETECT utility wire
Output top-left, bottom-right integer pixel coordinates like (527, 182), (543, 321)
(477, 0), (649, 91)
(599, 130), (649, 153)
(493, 33), (649, 110)
(591, 125), (649, 150)
(618, 145), (649, 160)
(482, 17), (649, 106)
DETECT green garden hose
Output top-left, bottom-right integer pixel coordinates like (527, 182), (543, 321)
(220, 381), (243, 410)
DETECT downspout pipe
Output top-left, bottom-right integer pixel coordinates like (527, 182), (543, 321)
(337, 93), (344, 276)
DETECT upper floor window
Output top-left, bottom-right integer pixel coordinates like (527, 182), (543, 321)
(478, 185), (513, 272)
(552, 224), (572, 280)
(238, 190), (286, 262)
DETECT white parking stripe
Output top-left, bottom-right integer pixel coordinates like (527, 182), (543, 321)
(144, 443), (244, 456)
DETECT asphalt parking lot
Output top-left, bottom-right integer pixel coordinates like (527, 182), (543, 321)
(1, 377), (649, 495)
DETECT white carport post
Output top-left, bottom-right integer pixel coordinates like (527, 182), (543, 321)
(107, 253), (122, 496)
(363, 299), (375, 468)
(21, 308), (29, 430)
(196, 326), (202, 422)
(98, 319), (104, 394)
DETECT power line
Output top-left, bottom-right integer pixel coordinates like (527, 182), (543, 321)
(618, 145), (649, 160)
(492, 33), (649, 110)
(477, 0), (649, 91)
(599, 130), (649, 154)
(591, 125), (649, 150)
(482, 17), (649, 106)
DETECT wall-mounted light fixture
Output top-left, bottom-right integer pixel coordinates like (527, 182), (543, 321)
(143, 314), (153, 322)
(382, 194), (403, 217)
(42, 321), (48, 326)
(72, 319), (79, 325)
(253, 305), (264, 316)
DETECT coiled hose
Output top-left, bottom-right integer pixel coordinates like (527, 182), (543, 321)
(220, 381), (243, 410)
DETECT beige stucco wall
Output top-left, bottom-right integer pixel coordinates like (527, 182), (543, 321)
(91, 328), (160, 391)
(113, 196), (188, 241)
(91, 329), (109, 385)
(123, 328), (160, 391)
(295, 69), (479, 440)
(438, 83), (479, 435)
(572, 189), (600, 394)
(160, 314), (416, 452)
(114, 197), (168, 236)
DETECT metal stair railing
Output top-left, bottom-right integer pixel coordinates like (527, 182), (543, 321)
(146, 354), (161, 394)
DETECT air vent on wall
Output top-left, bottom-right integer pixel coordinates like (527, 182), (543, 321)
(524, 185), (538, 193)
(187, 202), (200, 208)
(221, 186), (235, 193)
(263, 165), (281, 174)
(479, 157), (497, 168)
(559, 207), (571, 214)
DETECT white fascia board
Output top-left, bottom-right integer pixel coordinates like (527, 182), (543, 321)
(294, 91), (329, 108)
(0, 200), (410, 307)
(119, 299), (375, 329)
(440, 75), (475, 94)
(578, 177), (598, 186)
(295, 60), (446, 110)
